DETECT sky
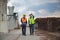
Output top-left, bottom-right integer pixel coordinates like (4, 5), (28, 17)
(7, 0), (60, 24)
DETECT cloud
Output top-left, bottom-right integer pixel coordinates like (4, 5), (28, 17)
(38, 9), (60, 17)
(38, 9), (47, 14)
(37, 9), (50, 17)
(17, 7), (27, 13)
(38, 9), (51, 16)
(7, 0), (26, 7)
(7, 0), (60, 18)
(7, 0), (60, 7)
(7, 0), (60, 24)
(52, 11), (60, 17)
(26, 0), (60, 6)
(7, 1), (13, 7)
(27, 11), (35, 14)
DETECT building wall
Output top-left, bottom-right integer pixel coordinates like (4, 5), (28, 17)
(0, 0), (8, 33)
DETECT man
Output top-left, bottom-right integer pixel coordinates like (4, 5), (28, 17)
(21, 14), (27, 35)
(28, 14), (35, 35)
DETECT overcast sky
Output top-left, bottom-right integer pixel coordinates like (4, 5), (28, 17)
(7, 0), (60, 18)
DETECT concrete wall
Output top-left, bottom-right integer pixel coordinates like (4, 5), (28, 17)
(35, 17), (60, 32)
(0, 0), (8, 33)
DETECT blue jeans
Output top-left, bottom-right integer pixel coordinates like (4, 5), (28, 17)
(22, 23), (26, 35)
(29, 24), (34, 34)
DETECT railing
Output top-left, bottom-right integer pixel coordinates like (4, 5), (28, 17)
(7, 13), (18, 21)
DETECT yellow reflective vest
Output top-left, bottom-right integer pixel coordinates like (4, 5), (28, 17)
(28, 17), (35, 24)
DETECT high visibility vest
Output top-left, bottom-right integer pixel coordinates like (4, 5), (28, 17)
(28, 17), (35, 24)
(21, 18), (27, 23)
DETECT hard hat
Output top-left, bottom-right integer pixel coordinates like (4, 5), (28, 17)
(29, 13), (33, 16)
(23, 14), (26, 16)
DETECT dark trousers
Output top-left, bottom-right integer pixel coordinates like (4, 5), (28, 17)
(22, 23), (26, 35)
(29, 24), (34, 34)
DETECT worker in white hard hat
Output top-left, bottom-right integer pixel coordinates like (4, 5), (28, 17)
(28, 13), (35, 35)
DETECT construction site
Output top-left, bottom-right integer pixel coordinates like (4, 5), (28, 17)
(0, 0), (60, 40)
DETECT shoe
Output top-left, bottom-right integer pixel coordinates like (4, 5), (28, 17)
(22, 34), (26, 36)
(30, 33), (33, 35)
(32, 33), (34, 35)
(30, 33), (34, 35)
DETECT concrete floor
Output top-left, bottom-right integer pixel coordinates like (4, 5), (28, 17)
(0, 27), (40, 40)
(0, 27), (60, 40)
